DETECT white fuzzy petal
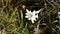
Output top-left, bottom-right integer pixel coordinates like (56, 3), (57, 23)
(31, 19), (34, 23)
(32, 10), (35, 15)
(34, 18), (36, 21)
(36, 11), (40, 14)
(25, 13), (28, 15)
(26, 9), (30, 13)
(35, 9), (41, 14)
(28, 18), (31, 20)
(33, 10), (35, 13)
(25, 16), (28, 18)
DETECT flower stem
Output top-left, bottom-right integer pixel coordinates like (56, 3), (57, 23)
(20, 10), (24, 28)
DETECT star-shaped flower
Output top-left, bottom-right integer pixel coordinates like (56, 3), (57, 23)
(25, 9), (41, 23)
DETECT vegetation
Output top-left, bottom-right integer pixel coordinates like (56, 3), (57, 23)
(0, 0), (60, 34)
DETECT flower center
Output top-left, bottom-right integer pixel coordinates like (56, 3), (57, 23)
(29, 14), (33, 18)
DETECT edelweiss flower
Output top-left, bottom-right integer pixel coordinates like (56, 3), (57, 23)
(25, 9), (41, 23)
